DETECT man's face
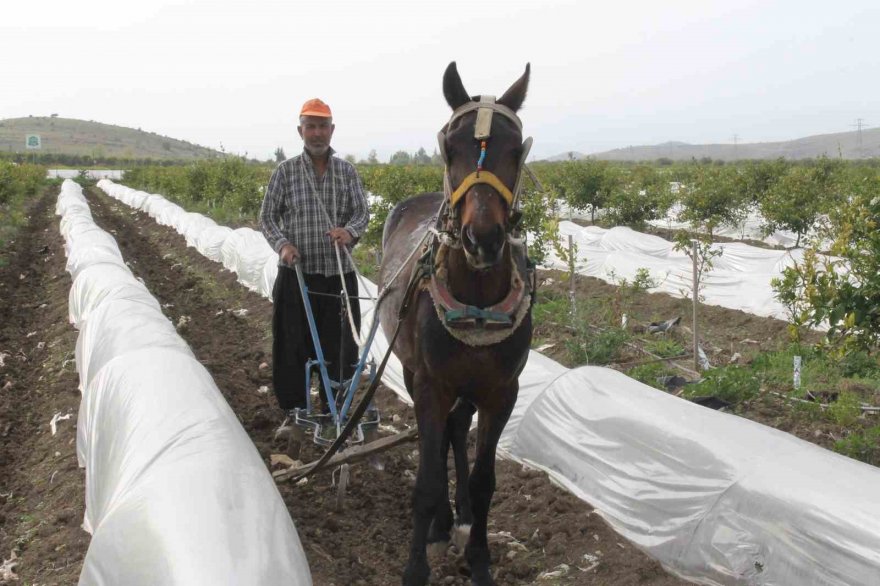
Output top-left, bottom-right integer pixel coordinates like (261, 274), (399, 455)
(298, 115), (335, 157)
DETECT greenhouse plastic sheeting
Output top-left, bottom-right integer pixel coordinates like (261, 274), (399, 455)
(57, 181), (312, 585)
(497, 362), (880, 586)
(196, 225), (234, 262)
(97, 180), (880, 585)
(543, 221), (818, 321)
(78, 349), (310, 586)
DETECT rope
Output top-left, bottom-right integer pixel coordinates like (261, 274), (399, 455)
(334, 242), (364, 346)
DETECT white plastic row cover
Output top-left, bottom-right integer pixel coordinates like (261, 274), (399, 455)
(57, 180), (311, 585)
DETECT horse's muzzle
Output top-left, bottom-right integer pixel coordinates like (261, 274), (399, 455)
(463, 223), (505, 269)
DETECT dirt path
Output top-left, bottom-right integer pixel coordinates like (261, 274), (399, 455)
(0, 186), (88, 585)
(80, 186), (688, 585)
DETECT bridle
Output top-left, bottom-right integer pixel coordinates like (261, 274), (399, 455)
(418, 96), (535, 339)
(436, 96), (534, 240)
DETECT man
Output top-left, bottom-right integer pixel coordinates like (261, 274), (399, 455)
(260, 98), (369, 419)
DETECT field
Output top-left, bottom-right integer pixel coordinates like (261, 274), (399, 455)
(2, 160), (879, 583)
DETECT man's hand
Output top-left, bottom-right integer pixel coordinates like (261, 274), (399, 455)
(280, 243), (300, 266)
(326, 227), (353, 247)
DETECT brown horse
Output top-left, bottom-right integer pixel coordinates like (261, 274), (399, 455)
(378, 62), (533, 586)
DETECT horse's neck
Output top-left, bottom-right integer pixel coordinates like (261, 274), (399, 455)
(444, 245), (512, 307)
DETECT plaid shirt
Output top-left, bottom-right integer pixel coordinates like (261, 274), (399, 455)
(260, 148), (369, 276)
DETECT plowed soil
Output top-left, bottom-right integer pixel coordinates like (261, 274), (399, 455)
(1, 185), (694, 584)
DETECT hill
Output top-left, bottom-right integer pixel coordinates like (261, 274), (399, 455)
(0, 117), (223, 160)
(552, 128), (880, 162)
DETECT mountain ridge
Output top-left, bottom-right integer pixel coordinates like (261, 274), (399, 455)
(0, 117), (223, 160)
(546, 127), (880, 162)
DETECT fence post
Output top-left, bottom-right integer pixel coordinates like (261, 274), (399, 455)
(692, 239), (699, 372)
(569, 234), (576, 317)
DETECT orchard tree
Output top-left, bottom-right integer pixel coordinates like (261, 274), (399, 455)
(678, 165), (749, 238)
(740, 158), (788, 204)
(760, 166), (826, 247)
(773, 174), (880, 351)
(389, 150), (412, 165)
(560, 159), (617, 222)
(413, 147), (432, 165)
(605, 165), (673, 229)
(274, 146), (286, 163)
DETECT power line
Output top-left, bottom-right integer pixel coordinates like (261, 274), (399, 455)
(852, 118), (869, 148)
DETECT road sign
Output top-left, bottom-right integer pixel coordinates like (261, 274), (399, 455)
(25, 134), (42, 150)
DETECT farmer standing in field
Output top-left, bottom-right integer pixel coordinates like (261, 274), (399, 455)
(259, 98), (369, 420)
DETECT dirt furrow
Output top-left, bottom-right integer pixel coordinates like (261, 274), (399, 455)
(0, 186), (88, 585)
(83, 186), (688, 586)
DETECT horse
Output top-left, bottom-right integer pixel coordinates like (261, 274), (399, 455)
(377, 62), (534, 586)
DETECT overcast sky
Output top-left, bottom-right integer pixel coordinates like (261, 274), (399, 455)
(2, 0), (878, 162)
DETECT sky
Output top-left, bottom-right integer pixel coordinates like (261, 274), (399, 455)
(2, 0), (878, 162)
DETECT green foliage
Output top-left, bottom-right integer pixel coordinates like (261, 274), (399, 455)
(838, 351), (880, 378)
(684, 365), (761, 404)
(555, 159), (618, 221)
(0, 161), (48, 265)
(760, 162), (841, 247)
(123, 158), (272, 221)
(0, 161), (46, 205)
(606, 267), (659, 326)
(772, 173), (880, 352)
(627, 362), (678, 390)
(827, 391), (863, 427)
(566, 327), (628, 365)
(389, 150), (413, 165)
(604, 165), (674, 229)
(520, 183), (561, 266)
(834, 426), (880, 465)
(737, 159), (789, 203)
(645, 338), (685, 358)
(357, 164), (444, 246)
(677, 165), (750, 237)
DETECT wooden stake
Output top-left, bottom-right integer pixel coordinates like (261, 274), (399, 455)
(273, 427), (418, 482)
(692, 239), (699, 372)
(568, 234), (576, 317)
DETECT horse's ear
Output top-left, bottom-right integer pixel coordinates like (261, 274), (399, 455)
(497, 63), (530, 113)
(443, 62), (471, 111)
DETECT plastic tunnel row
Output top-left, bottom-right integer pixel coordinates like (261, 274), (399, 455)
(96, 179), (880, 586)
(56, 180), (312, 585)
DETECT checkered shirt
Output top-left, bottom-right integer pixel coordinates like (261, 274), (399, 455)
(259, 149), (369, 276)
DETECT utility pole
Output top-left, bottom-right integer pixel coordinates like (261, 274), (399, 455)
(852, 119), (869, 155)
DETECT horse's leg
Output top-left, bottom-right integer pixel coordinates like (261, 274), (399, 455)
(465, 387), (517, 586)
(426, 413), (454, 552)
(427, 398), (475, 550)
(403, 375), (455, 586)
(450, 399), (476, 550)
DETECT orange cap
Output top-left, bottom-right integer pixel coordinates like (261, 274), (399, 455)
(300, 98), (332, 118)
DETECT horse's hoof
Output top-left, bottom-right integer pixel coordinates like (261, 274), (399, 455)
(402, 560), (430, 586)
(470, 567), (496, 586)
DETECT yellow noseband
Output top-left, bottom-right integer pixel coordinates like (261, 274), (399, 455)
(449, 170), (515, 208)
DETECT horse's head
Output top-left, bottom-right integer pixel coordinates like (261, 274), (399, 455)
(440, 62), (531, 270)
